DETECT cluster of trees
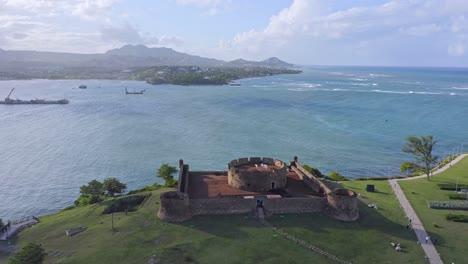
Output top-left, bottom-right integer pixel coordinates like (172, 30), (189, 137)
(135, 66), (301, 86)
(75, 177), (127, 206)
(75, 163), (178, 206)
(8, 243), (47, 264)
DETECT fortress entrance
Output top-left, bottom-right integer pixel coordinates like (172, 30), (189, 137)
(256, 199), (263, 208)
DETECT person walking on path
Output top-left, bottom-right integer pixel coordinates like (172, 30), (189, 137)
(426, 236), (430, 244)
(433, 238), (437, 245)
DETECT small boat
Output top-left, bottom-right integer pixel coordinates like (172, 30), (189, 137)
(228, 82), (241, 87)
(125, 88), (145, 95)
(79, 85), (87, 89)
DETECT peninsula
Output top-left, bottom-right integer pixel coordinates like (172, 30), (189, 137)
(0, 45), (301, 85)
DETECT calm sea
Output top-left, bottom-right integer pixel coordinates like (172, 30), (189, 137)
(1, 66), (467, 220)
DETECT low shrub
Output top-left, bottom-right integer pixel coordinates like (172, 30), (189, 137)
(428, 200), (468, 210)
(61, 205), (76, 211)
(327, 171), (347, 181)
(302, 165), (324, 178)
(74, 195), (101, 206)
(102, 195), (149, 214)
(447, 193), (467, 200)
(127, 184), (162, 195)
(438, 184), (468, 190)
(436, 155), (458, 169)
(445, 214), (468, 222)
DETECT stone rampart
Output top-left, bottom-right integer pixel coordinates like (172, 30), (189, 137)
(190, 198), (254, 215)
(228, 157), (287, 192)
(326, 188), (359, 221)
(291, 166), (322, 194)
(263, 197), (326, 215)
(157, 191), (191, 222)
(295, 162), (331, 194)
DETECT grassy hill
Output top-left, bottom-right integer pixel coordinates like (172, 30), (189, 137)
(399, 156), (468, 264)
(1, 181), (429, 264)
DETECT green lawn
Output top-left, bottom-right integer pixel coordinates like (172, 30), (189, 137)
(1, 181), (427, 264)
(399, 156), (468, 264)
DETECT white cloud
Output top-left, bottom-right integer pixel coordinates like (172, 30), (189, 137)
(158, 36), (184, 47)
(176, 0), (222, 6)
(218, 0), (468, 61)
(400, 24), (442, 37)
(100, 22), (142, 43)
(175, 0), (230, 16)
(448, 42), (465, 56)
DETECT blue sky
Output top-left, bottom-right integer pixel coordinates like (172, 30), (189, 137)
(1, 0), (467, 66)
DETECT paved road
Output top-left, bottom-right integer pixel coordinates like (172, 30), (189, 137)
(388, 153), (467, 264)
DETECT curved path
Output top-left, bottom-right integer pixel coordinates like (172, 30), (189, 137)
(388, 154), (467, 264)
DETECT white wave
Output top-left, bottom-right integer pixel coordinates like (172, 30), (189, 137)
(450, 92), (457, 96)
(350, 82), (377, 86)
(332, 88), (348, 91)
(287, 88), (308, 92)
(349, 78), (368, 81)
(368, 73), (393, 77)
(451, 87), (468, 90)
(298, 83), (322, 88)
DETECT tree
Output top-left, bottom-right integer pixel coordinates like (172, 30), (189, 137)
(79, 179), (104, 201)
(103, 177), (127, 197)
(399, 161), (420, 175)
(0, 218), (4, 229)
(157, 163), (178, 187)
(402, 135), (438, 180)
(9, 243), (47, 264)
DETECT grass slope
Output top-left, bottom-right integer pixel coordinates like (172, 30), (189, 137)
(399, 156), (468, 264)
(1, 181), (427, 264)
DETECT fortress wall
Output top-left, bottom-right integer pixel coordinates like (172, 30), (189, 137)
(291, 166), (322, 194)
(189, 171), (226, 176)
(263, 197), (326, 214)
(249, 157), (262, 163)
(190, 198), (255, 215)
(177, 164), (188, 193)
(326, 189), (359, 221)
(228, 157), (288, 192)
(295, 162), (331, 194)
(229, 167), (287, 192)
(183, 165), (190, 194)
(157, 191), (191, 222)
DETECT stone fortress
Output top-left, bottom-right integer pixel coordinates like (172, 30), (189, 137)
(157, 156), (359, 222)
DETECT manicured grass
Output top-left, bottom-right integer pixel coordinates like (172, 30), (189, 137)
(399, 156), (468, 264)
(2, 181), (426, 264)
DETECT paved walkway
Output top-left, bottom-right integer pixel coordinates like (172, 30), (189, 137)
(388, 153), (467, 264)
(398, 154), (467, 181)
(389, 179), (443, 264)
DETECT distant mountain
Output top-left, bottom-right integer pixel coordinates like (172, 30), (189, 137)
(260, 57), (296, 68)
(225, 57), (295, 68)
(0, 45), (297, 76)
(105, 44), (223, 66)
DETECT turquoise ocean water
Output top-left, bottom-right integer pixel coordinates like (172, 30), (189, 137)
(1, 66), (467, 220)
